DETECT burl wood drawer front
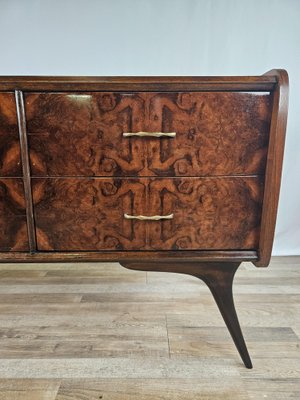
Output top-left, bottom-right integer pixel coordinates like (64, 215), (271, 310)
(25, 93), (146, 177)
(147, 177), (263, 250)
(32, 177), (263, 251)
(32, 178), (148, 251)
(0, 93), (22, 177)
(0, 179), (29, 251)
(25, 92), (271, 177)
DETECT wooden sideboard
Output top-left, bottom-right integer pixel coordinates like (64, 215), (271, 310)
(0, 71), (289, 368)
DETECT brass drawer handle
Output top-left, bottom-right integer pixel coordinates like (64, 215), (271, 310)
(124, 213), (174, 221)
(123, 131), (176, 138)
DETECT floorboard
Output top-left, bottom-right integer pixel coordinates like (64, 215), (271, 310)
(0, 257), (299, 399)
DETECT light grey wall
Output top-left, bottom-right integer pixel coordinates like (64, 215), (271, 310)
(0, 0), (299, 255)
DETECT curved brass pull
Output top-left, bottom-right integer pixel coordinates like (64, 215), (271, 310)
(123, 131), (176, 138)
(124, 213), (174, 221)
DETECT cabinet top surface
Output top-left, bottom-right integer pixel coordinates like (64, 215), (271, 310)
(0, 75), (277, 81)
(0, 75), (278, 91)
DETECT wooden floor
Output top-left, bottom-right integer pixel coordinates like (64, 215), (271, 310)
(0, 256), (299, 399)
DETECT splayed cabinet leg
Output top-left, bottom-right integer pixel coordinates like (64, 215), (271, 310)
(201, 263), (253, 369)
(120, 261), (252, 369)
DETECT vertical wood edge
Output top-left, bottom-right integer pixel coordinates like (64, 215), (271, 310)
(15, 90), (37, 252)
(254, 69), (289, 267)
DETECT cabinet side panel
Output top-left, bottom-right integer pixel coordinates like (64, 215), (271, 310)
(255, 69), (289, 267)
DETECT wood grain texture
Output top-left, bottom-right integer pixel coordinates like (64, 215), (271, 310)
(147, 177), (264, 250)
(25, 92), (146, 177)
(0, 256), (299, 399)
(255, 70), (289, 267)
(0, 72), (290, 376)
(15, 91), (37, 251)
(0, 93), (22, 177)
(121, 261), (252, 368)
(0, 178), (28, 251)
(32, 177), (263, 251)
(32, 178), (148, 251)
(0, 71), (289, 268)
(0, 74), (277, 91)
(0, 250), (258, 263)
(146, 92), (271, 176)
(25, 92), (272, 177)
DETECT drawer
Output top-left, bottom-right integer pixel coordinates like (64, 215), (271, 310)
(32, 177), (263, 251)
(25, 92), (271, 177)
(0, 93), (22, 176)
(0, 179), (29, 251)
(145, 92), (271, 176)
(26, 92), (146, 177)
(147, 177), (263, 250)
(32, 178), (148, 251)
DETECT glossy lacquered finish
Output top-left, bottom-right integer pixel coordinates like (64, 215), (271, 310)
(32, 176), (263, 251)
(0, 74), (277, 92)
(25, 92), (271, 177)
(255, 70), (289, 267)
(0, 71), (289, 368)
(0, 93), (28, 251)
(0, 93), (22, 177)
(0, 178), (28, 250)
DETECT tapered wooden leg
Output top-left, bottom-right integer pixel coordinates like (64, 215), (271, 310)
(120, 261), (252, 369)
(200, 263), (253, 369)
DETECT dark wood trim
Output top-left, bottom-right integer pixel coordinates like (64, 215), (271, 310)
(0, 75), (276, 92)
(121, 261), (252, 368)
(255, 69), (289, 267)
(0, 250), (258, 263)
(30, 174), (264, 179)
(15, 90), (37, 252)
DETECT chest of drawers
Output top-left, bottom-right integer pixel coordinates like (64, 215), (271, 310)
(0, 70), (288, 368)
